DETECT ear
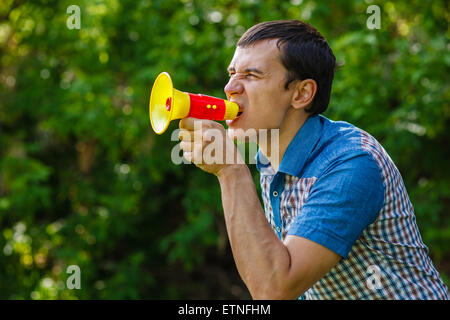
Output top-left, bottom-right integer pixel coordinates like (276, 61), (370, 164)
(291, 79), (317, 110)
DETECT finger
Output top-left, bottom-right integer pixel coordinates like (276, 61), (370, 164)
(179, 117), (199, 130)
(179, 141), (192, 152)
(199, 119), (216, 129)
(192, 144), (204, 165)
(183, 151), (192, 163)
(203, 126), (225, 142)
(178, 129), (193, 142)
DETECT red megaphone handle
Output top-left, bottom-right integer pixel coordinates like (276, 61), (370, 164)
(187, 94), (226, 120)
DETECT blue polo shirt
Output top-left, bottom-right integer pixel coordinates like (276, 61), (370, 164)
(256, 114), (384, 258)
(255, 114), (449, 299)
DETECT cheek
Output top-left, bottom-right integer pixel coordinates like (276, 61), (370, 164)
(248, 86), (289, 120)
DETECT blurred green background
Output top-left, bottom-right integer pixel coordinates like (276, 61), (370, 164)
(0, 0), (448, 299)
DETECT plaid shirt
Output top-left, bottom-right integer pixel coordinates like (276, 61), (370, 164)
(256, 115), (449, 299)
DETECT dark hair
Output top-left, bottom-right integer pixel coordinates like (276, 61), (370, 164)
(237, 20), (336, 115)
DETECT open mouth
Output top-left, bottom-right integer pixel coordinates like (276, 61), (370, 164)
(235, 103), (244, 118)
(226, 105), (243, 126)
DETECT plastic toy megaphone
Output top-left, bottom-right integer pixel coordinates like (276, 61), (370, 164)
(149, 72), (239, 134)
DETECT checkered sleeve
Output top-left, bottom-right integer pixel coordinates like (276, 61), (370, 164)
(287, 151), (384, 258)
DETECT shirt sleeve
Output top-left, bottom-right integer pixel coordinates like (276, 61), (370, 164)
(286, 151), (385, 259)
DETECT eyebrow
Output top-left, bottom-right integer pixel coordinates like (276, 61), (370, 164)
(227, 67), (265, 75)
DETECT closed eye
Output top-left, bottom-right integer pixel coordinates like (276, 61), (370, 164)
(228, 72), (258, 79)
(228, 67), (264, 78)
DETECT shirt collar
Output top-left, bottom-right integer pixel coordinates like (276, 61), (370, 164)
(256, 114), (322, 177)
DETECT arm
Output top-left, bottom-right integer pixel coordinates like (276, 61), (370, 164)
(217, 164), (340, 299)
(178, 118), (340, 299)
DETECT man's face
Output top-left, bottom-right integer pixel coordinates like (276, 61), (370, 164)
(224, 39), (293, 140)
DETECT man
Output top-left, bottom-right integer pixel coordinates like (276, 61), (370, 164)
(178, 20), (448, 299)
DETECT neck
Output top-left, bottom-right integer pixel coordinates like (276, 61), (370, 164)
(258, 110), (309, 172)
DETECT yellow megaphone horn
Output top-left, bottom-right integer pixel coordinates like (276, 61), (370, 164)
(149, 72), (239, 134)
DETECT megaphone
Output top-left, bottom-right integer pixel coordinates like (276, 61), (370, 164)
(149, 72), (239, 134)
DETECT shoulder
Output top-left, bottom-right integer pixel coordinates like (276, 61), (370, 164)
(310, 116), (384, 177)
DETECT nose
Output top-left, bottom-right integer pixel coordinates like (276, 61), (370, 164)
(224, 77), (244, 100)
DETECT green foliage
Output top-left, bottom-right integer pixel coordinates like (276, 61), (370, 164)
(0, 0), (448, 299)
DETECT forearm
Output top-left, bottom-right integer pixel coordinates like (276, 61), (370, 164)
(217, 164), (292, 299)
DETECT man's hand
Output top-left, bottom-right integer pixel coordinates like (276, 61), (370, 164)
(178, 117), (244, 176)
